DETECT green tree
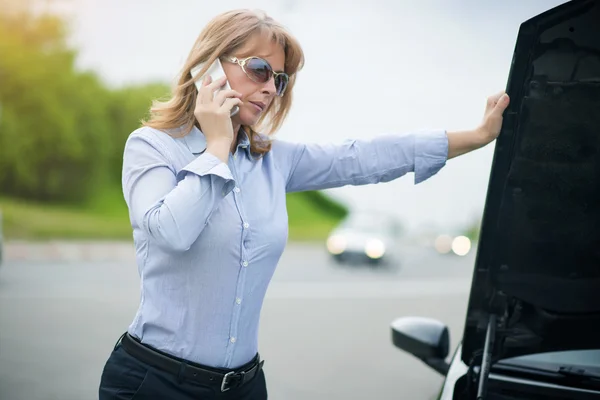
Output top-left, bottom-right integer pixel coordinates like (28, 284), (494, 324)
(0, 11), (113, 202)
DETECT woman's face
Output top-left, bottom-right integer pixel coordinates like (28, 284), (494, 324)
(222, 34), (286, 127)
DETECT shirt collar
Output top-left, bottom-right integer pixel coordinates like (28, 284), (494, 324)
(182, 125), (207, 154)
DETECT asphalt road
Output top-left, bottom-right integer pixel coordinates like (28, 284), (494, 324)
(0, 242), (476, 400)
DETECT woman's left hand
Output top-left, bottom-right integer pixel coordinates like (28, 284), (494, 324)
(477, 91), (511, 145)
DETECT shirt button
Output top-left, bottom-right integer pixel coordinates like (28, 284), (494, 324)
(234, 187), (240, 193)
(242, 261), (248, 267)
(236, 298), (242, 305)
(230, 337), (236, 343)
(243, 222), (249, 229)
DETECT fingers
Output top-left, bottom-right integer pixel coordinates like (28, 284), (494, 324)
(492, 93), (510, 114)
(197, 75), (229, 104)
(214, 89), (243, 107)
(220, 97), (243, 113)
(206, 75), (228, 92)
(484, 91), (510, 116)
(197, 75), (213, 104)
(487, 91), (506, 106)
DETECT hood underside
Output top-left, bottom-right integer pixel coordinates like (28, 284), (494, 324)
(462, 0), (600, 365)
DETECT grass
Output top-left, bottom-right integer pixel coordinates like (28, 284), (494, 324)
(286, 191), (345, 241)
(0, 188), (344, 242)
(0, 194), (133, 240)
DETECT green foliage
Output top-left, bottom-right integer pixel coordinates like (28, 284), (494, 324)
(0, 11), (172, 202)
(286, 191), (348, 240)
(300, 191), (348, 220)
(0, 13), (109, 201)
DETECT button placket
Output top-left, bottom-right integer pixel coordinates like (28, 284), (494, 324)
(222, 154), (244, 366)
(222, 154), (253, 367)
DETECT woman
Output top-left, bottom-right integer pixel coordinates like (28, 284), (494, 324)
(98, 8), (509, 400)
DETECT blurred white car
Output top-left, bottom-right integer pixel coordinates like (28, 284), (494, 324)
(325, 212), (403, 266)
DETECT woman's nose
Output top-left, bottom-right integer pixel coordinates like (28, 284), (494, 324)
(262, 76), (277, 95)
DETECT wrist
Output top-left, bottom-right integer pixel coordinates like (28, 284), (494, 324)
(446, 128), (489, 159)
(206, 138), (232, 163)
(474, 126), (494, 148)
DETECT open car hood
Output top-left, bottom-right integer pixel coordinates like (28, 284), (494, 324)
(462, 0), (600, 366)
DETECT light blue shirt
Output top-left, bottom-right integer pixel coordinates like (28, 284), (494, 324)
(122, 125), (448, 369)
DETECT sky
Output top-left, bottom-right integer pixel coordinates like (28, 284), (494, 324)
(49, 0), (568, 234)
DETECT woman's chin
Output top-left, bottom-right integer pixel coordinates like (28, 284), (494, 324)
(235, 107), (261, 127)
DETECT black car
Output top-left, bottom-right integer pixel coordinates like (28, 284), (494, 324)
(389, 1), (600, 399)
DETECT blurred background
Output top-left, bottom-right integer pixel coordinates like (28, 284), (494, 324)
(0, 0), (566, 399)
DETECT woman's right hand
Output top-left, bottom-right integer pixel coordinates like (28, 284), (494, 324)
(194, 75), (243, 147)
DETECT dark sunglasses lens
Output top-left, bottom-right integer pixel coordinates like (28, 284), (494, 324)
(246, 58), (272, 82)
(275, 74), (289, 96)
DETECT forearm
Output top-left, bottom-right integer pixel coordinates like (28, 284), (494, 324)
(446, 128), (488, 159)
(206, 138), (233, 164)
(140, 171), (233, 252)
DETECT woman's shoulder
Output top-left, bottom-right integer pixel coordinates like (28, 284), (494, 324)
(126, 125), (195, 156)
(127, 125), (181, 146)
(268, 134), (305, 155)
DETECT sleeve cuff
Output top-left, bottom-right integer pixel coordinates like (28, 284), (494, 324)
(177, 152), (236, 194)
(414, 129), (449, 184)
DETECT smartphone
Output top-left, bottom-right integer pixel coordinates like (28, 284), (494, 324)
(190, 58), (239, 116)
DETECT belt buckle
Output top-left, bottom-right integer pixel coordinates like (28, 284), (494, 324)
(221, 371), (235, 392)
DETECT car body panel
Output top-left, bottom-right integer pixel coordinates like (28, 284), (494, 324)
(437, 344), (600, 399)
(389, 1), (600, 398)
(462, 0), (600, 365)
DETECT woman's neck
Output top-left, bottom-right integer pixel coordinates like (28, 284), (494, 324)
(230, 122), (242, 153)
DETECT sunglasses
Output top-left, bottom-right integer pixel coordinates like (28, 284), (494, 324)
(223, 56), (289, 97)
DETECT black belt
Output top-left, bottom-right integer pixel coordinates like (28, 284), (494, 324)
(120, 333), (264, 392)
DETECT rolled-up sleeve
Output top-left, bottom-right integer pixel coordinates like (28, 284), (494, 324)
(122, 132), (236, 252)
(273, 129), (448, 193)
(413, 129), (449, 184)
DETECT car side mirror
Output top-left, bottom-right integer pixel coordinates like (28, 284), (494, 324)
(390, 316), (450, 376)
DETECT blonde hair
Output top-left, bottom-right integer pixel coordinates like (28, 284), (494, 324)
(143, 9), (305, 155)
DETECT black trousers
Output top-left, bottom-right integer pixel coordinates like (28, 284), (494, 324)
(98, 337), (268, 400)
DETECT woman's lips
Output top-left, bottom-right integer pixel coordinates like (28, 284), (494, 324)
(249, 101), (265, 112)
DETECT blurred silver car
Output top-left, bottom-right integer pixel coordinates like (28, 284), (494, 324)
(325, 212), (403, 266)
